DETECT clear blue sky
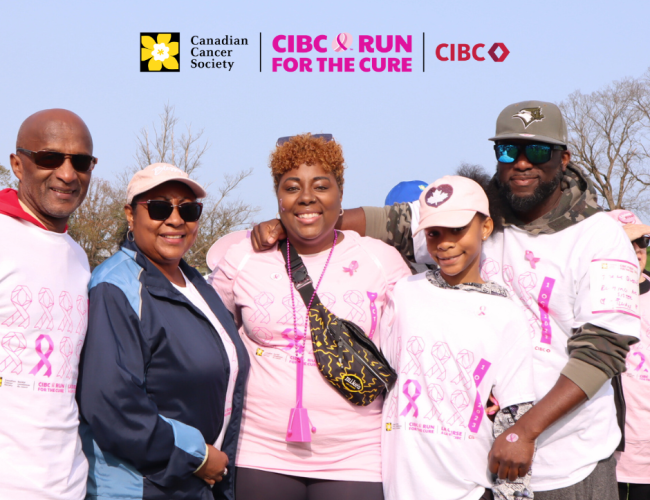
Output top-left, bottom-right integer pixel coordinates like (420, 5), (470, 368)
(2, 0), (649, 221)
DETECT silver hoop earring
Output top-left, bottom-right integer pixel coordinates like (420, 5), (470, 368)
(339, 208), (345, 217)
(127, 230), (135, 242)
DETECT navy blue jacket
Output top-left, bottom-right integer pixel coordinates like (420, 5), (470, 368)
(77, 241), (250, 500)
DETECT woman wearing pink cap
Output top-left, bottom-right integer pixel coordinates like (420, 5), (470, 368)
(210, 134), (410, 500)
(77, 163), (250, 500)
(380, 175), (536, 500)
(607, 210), (650, 500)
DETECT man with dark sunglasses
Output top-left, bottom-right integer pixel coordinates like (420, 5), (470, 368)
(251, 102), (640, 499)
(0, 109), (95, 499)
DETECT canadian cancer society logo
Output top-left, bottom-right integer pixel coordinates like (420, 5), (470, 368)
(141, 33), (180, 72)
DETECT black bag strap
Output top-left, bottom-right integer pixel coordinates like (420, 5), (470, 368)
(279, 239), (319, 308)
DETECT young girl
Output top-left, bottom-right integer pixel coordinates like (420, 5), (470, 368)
(380, 176), (536, 500)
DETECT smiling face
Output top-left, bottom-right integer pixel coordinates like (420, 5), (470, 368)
(277, 162), (342, 255)
(633, 241), (647, 281)
(425, 214), (494, 286)
(125, 181), (199, 275)
(495, 139), (570, 222)
(10, 109), (94, 233)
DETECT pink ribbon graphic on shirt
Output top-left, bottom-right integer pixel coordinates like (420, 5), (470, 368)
(320, 292), (336, 310)
(525, 250), (540, 269)
(58, 292), (73, 333)
(503, 265), (515, 293)
(480, 258), (500, 282)
(0, 332), (27, 374)
(447, 390), (470, 427)
(29, 334), (54, 377)
(367, 292), (378, 339)
(76, 295), (88, 334)
(343, 261), (359, 276)
(468, 359), (492, 433)
(281, 328), (305, 356)
(425, 341), (451, 381)
(386, 337), (401, 418)
(34, 288), (54, 330)
(399, 379), (422, 418)
(538, 278), (556, 345)
(632, 351), (646, 372)
(402, 336), (424, 375)
(451, 349), (475, 389)
(3, 285), (32, 328)
(57, 337), (74, 379)
(279, 295), (305, 325)
(250, 292), (274, 324)
(424, 383), (444, 421)
(251, 327), (273, 346)
(344, 290), (366, 322)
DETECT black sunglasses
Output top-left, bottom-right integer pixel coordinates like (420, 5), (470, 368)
(494, 143), (565, 165)
(16, 148), (97, 173)
(137, 200), (203, 222)
(634, 236), (649, 249)
(276, 133), (333, 146)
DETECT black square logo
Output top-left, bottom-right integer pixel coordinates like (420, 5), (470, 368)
(141, 33), (180, 72)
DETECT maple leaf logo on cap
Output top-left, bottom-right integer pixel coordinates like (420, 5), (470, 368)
(512, 107), (544, 128)
(425, 184), (453, 208)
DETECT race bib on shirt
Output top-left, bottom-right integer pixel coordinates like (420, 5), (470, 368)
(590, 259), (640, 318)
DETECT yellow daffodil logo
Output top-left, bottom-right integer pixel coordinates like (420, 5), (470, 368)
(140, 33), (180, 72)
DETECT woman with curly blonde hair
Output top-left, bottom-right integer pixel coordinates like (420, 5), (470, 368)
(210, 134), (410, 500)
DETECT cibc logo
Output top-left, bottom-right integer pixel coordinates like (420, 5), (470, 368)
(435, 43), (509, 62)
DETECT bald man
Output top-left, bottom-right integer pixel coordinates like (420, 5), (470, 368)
(0, 109), (96, 499)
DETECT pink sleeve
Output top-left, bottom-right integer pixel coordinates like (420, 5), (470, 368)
(208, 243), (247, 316)
(362, 236), (412, 292)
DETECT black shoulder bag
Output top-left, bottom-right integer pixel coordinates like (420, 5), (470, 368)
(280, 239), (397, 406)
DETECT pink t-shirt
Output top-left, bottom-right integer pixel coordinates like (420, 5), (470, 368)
(210, 231), (410, 481)
(616, 272), (650, 484)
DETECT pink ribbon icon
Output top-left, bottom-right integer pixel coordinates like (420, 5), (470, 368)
(400, 379), (422, 418)
(249, 292), (274, 324)
(281, 327), (305, 356)
(34, 288), (54, 331)
(401, 336), (424, 375)
(447, 390), (470, 427)
(480, 258), (500, 282)
(525, 250), (541, 269)
(57, 337), (74, 379)
(343, 261), (359, 276)
(367, 292), (378, 339)
(58, 292), (74, 333)
(424, 383), (444, 421)
(468, 359), (492, 433)
(279, 295), (305, 325)
(632, 351), (646, 372)
(251, 326), (273, 346)
(3, 285), (32, 328)
(76, 295), (88, 334)
(29, 334), (54, 377)
(343, 290), (366, 322)
(320, 292), (336, 310)
(503, 265), (514, 293)
(425, 341), (451, 381)
(0, 332), (27, 374)
(451, 349), (475, 389)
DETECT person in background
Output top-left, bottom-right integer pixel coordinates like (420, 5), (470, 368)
(210, 134), (410, 500)
(0, 109), (96, 499)
(77, 163), (249, 500)
(606, 210), (650, 500)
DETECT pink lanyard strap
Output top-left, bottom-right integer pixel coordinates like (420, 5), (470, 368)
(285, 231), (338, 441)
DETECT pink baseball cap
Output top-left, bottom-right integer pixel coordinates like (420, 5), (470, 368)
(605, 209), (649, 236)
(414, 175), (490, 235)
(126, 163), (207, 204)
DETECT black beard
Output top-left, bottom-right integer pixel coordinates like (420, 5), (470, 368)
(496, 167), (564, 214)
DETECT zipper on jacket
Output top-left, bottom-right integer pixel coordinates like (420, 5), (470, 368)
(336, 333), (388, 391)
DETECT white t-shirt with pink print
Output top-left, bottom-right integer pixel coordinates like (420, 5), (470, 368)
(481, 212), (640, 491)
(380, 272), (535, 500)
(0, 214), (90, 499)
(210, 230), (411, 481)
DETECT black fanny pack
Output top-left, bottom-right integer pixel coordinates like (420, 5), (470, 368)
(280, 239), (397, 406)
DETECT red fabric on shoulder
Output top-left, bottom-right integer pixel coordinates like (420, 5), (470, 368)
(0, 188), (49, 230)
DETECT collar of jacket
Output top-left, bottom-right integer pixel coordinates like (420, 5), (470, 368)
(120, 239), (208, 305)
(489, 163), (602, 235)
